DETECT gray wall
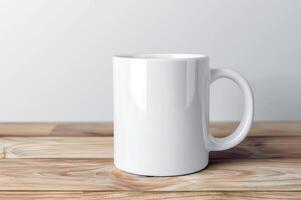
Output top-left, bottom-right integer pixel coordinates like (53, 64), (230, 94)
(0, 0), (300, 121)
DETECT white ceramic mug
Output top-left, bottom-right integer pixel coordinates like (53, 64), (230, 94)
(113, 54), (254, 176)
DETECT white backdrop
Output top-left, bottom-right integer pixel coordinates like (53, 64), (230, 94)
(0, 0), (300, 121)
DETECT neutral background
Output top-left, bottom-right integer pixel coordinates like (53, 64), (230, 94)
(0, 0), (300, 122)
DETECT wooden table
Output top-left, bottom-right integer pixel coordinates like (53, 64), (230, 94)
(0, 122), (300, 199)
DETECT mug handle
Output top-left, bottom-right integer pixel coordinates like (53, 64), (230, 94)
(207, 69), (254, 151)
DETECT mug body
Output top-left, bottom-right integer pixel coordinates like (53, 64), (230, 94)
(113, 54), (210, 176)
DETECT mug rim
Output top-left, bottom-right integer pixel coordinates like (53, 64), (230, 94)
(113, 53), (209, 60)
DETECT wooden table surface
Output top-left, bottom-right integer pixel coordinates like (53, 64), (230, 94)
(0, 122), (300, 199)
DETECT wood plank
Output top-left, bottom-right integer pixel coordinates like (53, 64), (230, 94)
(0, 192), (299, 200)
(0, 159), (299, 191)
(210, 121), (301, 137)
(1, 137), (113, 159)
(0, 121), (300, 137)
(0, 122), (112, 137)
(1, 136), (300, 159)
(0, 123), (56, 136)
(0, 192), (81, 200)
(211, 136), (301, 159)
(51, 122), (113, 136)
(83, 191), (301, 200)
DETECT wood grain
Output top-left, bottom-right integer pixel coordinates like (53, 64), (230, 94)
(211, 136), (301, 159)
(0, 136), (300, 159)
(0, 123), (56, 136)
(83, 191), (301, 200)
(0, 144), (4, 159)
(0, 122), (300, 199)
(0, 121), (300, 137)
(0, 192), (80, 200)
(0, 192), (299, 200)
(210, 121), (301, 137)
(51, 122), (113, 136)
(0, 137), (113, 159)
(0, 158), (299, 191)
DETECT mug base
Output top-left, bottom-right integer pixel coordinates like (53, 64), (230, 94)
(114, 161), (209, 177)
